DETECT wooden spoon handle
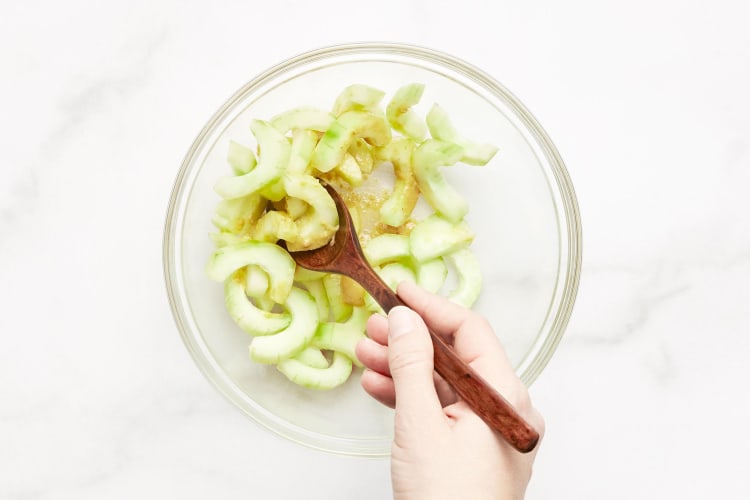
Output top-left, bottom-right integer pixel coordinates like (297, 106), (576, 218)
(349, 265), (540, 453)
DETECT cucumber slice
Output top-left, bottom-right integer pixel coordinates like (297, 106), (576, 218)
(212, 194), (267, 234)
(409, 214), (474, 262)
(323, 274), (352, 322)
(386, 83), (427, 141)
(206, 241), (295, 303)
(303, 278), (330, 322)
(445, 248), (482, 308)
(244, 265), (269, 297)
(277, 351), (353, 390)
(312, 306), (370, 366)
(375, 138), (419, 226)
(291, 345), (329, 369)
(364, 233), (411, 266)
(270, 106), (334, 134)
(412, 139), (468, 222)
(335, 153), (364, 186)
(209, 232), (248, 248)
(294, 266), (327, 282)
(227, 140), (257, 175)
(252, 210), (299, 243)
(377, 262), (417, 291)
(282, 174), (338, 251)
(416, 258), (448, 293)
(225, 272), (290, 336)
(286, 129), (318, 175)
(426, 103), (499, 165)
(259, 179), (286, 202)
(332, 84), (386, 116)
(348, 138), (374, 175)
(214, 120), (291, 199)
(284, 197), (309, 219)
(249, 287), (318, 364)
(311, 111), (391, 173)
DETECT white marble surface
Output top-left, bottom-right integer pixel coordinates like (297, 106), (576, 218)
(2, 1), (749, 498)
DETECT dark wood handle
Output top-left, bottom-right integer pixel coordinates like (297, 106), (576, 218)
(349, 264), (540, 453)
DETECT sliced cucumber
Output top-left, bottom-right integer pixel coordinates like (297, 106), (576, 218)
(426, 103), (499, 165)
(445, 248), (482, 308)
(249, 287), (318, 364)
(270, 106), (334, 134)
(282, 174), (338, 251)
(348, 138), (374, 175)
(209, 231), (248, 248)
(252, 210), (298, 243)
(375, 137), (419, 226)
(244, 265), (269, 297)
(312, 306), (370, 366)
(377, 262), (417, 291)
(335, 153), (364, 186)
(364, 233), (411, 267)
(214, 120), (291, 199)
(303, 278), (330, 322)
(283, 197), (309, 219)
(386, 83), (427, 141)
(311, 111), (391, 173)
(294, 266), (327, 282)
(412, 139), (468, 222)
(227, 140), (257, 175)
(291, 345), (329, 369)
(212, 194), (266, 234)
(416, 258), (448, 293)
(277, 351), (353, 390)
(323, 274), (352, 322)
(206, 241), (295, 303)
(409, 214), (474, 262)
(225, 272), (290, 336)
(332, 84), (386, 116)
(286, 129), (318, 175)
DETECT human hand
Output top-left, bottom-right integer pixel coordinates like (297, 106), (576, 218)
(355, 280), (544, 500)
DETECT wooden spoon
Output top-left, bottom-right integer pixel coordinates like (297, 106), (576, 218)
(287, 184), (539, 453)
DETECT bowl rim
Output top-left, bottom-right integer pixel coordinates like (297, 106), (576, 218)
(163, 41), (582, 456)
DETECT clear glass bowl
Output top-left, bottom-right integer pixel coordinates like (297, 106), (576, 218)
(163, 42), (581, 456)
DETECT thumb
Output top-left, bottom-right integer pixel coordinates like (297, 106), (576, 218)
(387, 306), (443, 420)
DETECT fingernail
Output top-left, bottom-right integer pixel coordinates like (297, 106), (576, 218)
(388, 306), (417, 338)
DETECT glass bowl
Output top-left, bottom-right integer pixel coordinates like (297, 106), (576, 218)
(163, 42), (581, 456)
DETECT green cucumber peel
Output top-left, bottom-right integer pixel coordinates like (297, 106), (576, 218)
(445, 248), (482, 308)
(332, 84), (386, 116)
(377, 262), (417, 291)
(312, 306), (370, 367)
(227, 140), (257, 175)
(224, 273), (290, 336)
(277, 351), (353, 390)
(286, 129), (318, 175)
(311, 111), (391, 173)
(412, 139), (468, 222)
(364, 233), (411, 267)
(271, 106), (334, 134)
(323, 274), (352, 322)
(386, 83), (427, 141)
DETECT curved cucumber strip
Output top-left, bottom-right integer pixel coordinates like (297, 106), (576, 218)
(410, 214), (474, 262)
(214, 120), (291, 199)
(413, 139), (468, 222)
(227, 140), (257, 175)
(426, 103), (499, 166)
(312, 306), (370, 366)
(377, 262), (417, 291)
(303, 278), (330, 321)
(323, 274), (352, 322)
(364, 233), (411, 266)
(249, 287), (318, 364)
(277, 351), (353, 390)
(212, 194), (266, 234)
(375, 138), (419, 226)
(287, 129), (318, 175)
(206, 241), (295, 303)
(292, 345), (329, 369)
(282, 174), (338, 251)
(271, 106), (334, 134)
(252, 210), (299, 243)
(416, 258), (448, 293)
(294, 266), (327, 282)
(335, 153), (364, 186)
(332, 84), (385, 116)
(349, 138), (373, 174)
(386, 83), (427, 141)
(312, 111), (391, 173)
(209, 232), (248, 248)
(446, 248), (482, 307)
(225, 273), (290, 336)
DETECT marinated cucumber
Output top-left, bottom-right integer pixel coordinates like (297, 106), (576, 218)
(386, 83), (427, 141)
(277, 351), (353, 390)
(412, 139), (468, 222)
(214, 120), (290, 199)
(375, 138), (419, 226)
(426, 103), (499, 166)
(282, 174), (338, 252)
(249, 287), (318, 364)
(206, 241), (295, 303)
(271, 106), (334, 134)
(409, 214), (474, 262)
(225, 272), (290, 336)
(445, 248), (482, 308)
(332, 84), (386, 116)
(207, 82), (498, 390)
(227, 140), (257, 175)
